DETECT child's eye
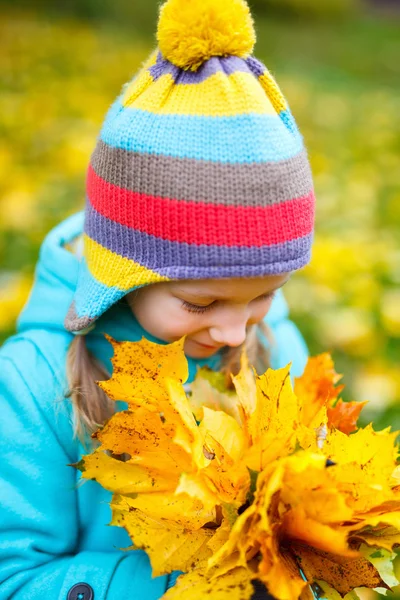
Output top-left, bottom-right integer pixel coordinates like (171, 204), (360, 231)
(181, 300), (215, 314)
(181, 291), (276, 314)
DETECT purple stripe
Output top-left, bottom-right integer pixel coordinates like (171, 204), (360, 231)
(149, 52), (254, 85)
(148, 52), (181, 83)
(245, 57), (300, 137)
(85, 204), (313, 276)
(246, 56), (267, 78)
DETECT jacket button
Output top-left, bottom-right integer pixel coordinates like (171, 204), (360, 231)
(67, 583), (94, 600)
(252, 580), (276, 600)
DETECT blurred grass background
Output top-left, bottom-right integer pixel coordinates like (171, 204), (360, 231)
(0, 0), (399, 441)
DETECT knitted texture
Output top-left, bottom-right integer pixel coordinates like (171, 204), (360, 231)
(157, 0), (256, 71)
(65, 0), (315, 333)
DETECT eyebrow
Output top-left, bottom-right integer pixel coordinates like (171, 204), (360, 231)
(175, 290), (221, 300)
(174, 278), (290, 300)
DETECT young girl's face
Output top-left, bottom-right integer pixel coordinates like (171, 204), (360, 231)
(127, 274), (291, 358)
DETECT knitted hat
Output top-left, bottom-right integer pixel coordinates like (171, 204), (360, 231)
(65, 0), (315, 333)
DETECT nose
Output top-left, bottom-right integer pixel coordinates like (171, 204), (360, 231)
(209, 308), (249, 348)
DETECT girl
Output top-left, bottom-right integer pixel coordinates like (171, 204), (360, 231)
(0, 0), (315, 598)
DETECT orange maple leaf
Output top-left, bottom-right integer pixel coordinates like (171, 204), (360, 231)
(327, 399), (368, 435)
(295, 353), (345, 427)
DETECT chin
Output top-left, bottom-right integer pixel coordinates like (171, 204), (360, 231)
(187, 350), (218, 359)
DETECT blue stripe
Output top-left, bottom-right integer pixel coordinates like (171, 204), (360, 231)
(99, 101), (304, 164)
(73, 261), (127, 318)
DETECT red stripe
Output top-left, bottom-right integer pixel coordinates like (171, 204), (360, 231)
(87, 165), (315, 247)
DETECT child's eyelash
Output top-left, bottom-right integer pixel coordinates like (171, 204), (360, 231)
(181, 291), (277, 315)
(181, 301), (214, 314)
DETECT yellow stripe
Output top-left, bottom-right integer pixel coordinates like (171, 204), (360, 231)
(122, 50), (159, 107)
(143, 49), (159, 70)
(123, 71), (279, 117)
(258, 70), (288, 114)
(84, 235), (169, 290)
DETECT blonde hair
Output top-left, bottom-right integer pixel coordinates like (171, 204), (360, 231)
(65, 322), (274, 448)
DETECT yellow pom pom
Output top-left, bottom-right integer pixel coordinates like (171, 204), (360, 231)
(157, 0), (256, 72)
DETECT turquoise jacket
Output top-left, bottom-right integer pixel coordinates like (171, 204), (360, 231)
(0, 213), (308, 600)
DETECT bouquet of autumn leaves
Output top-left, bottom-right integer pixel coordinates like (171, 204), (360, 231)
(73, 337), (400, 600)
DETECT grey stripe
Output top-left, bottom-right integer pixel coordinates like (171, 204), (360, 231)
(91, 140), (313, 207)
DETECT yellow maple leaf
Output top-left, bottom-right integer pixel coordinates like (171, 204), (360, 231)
(113, 491), (215, 529)
(162, 565), (255, 600)
(70, 337), (400, 600)
(257, 541), (307, 600)
(76, 448), (173, 494)
(197, 408), (250, 506)
(291, 544), (388, 597)
(323, 425), (399, 512)
(75, 336), (253, 570)
(231, 352), (257, 424)
(167, 380), (251, 508)
(243, 365), (299, 471)
(110, 495), (215, 576)
(277, 459), (353, 526)
(209, 453), (361, 600)
(93, 406), (192, 476)
(98, 336), (188, 407)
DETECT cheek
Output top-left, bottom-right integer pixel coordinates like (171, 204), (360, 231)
(248, 300), (273, 324)
(132, 296), (205, 341)
(163, 308), (205, 339)
(157, 316), (191, 340)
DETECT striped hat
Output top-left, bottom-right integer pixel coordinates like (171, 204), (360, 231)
(65, 0), (315, 333)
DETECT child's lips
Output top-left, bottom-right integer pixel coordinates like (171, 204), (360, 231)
(192, 340), (222, 350)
